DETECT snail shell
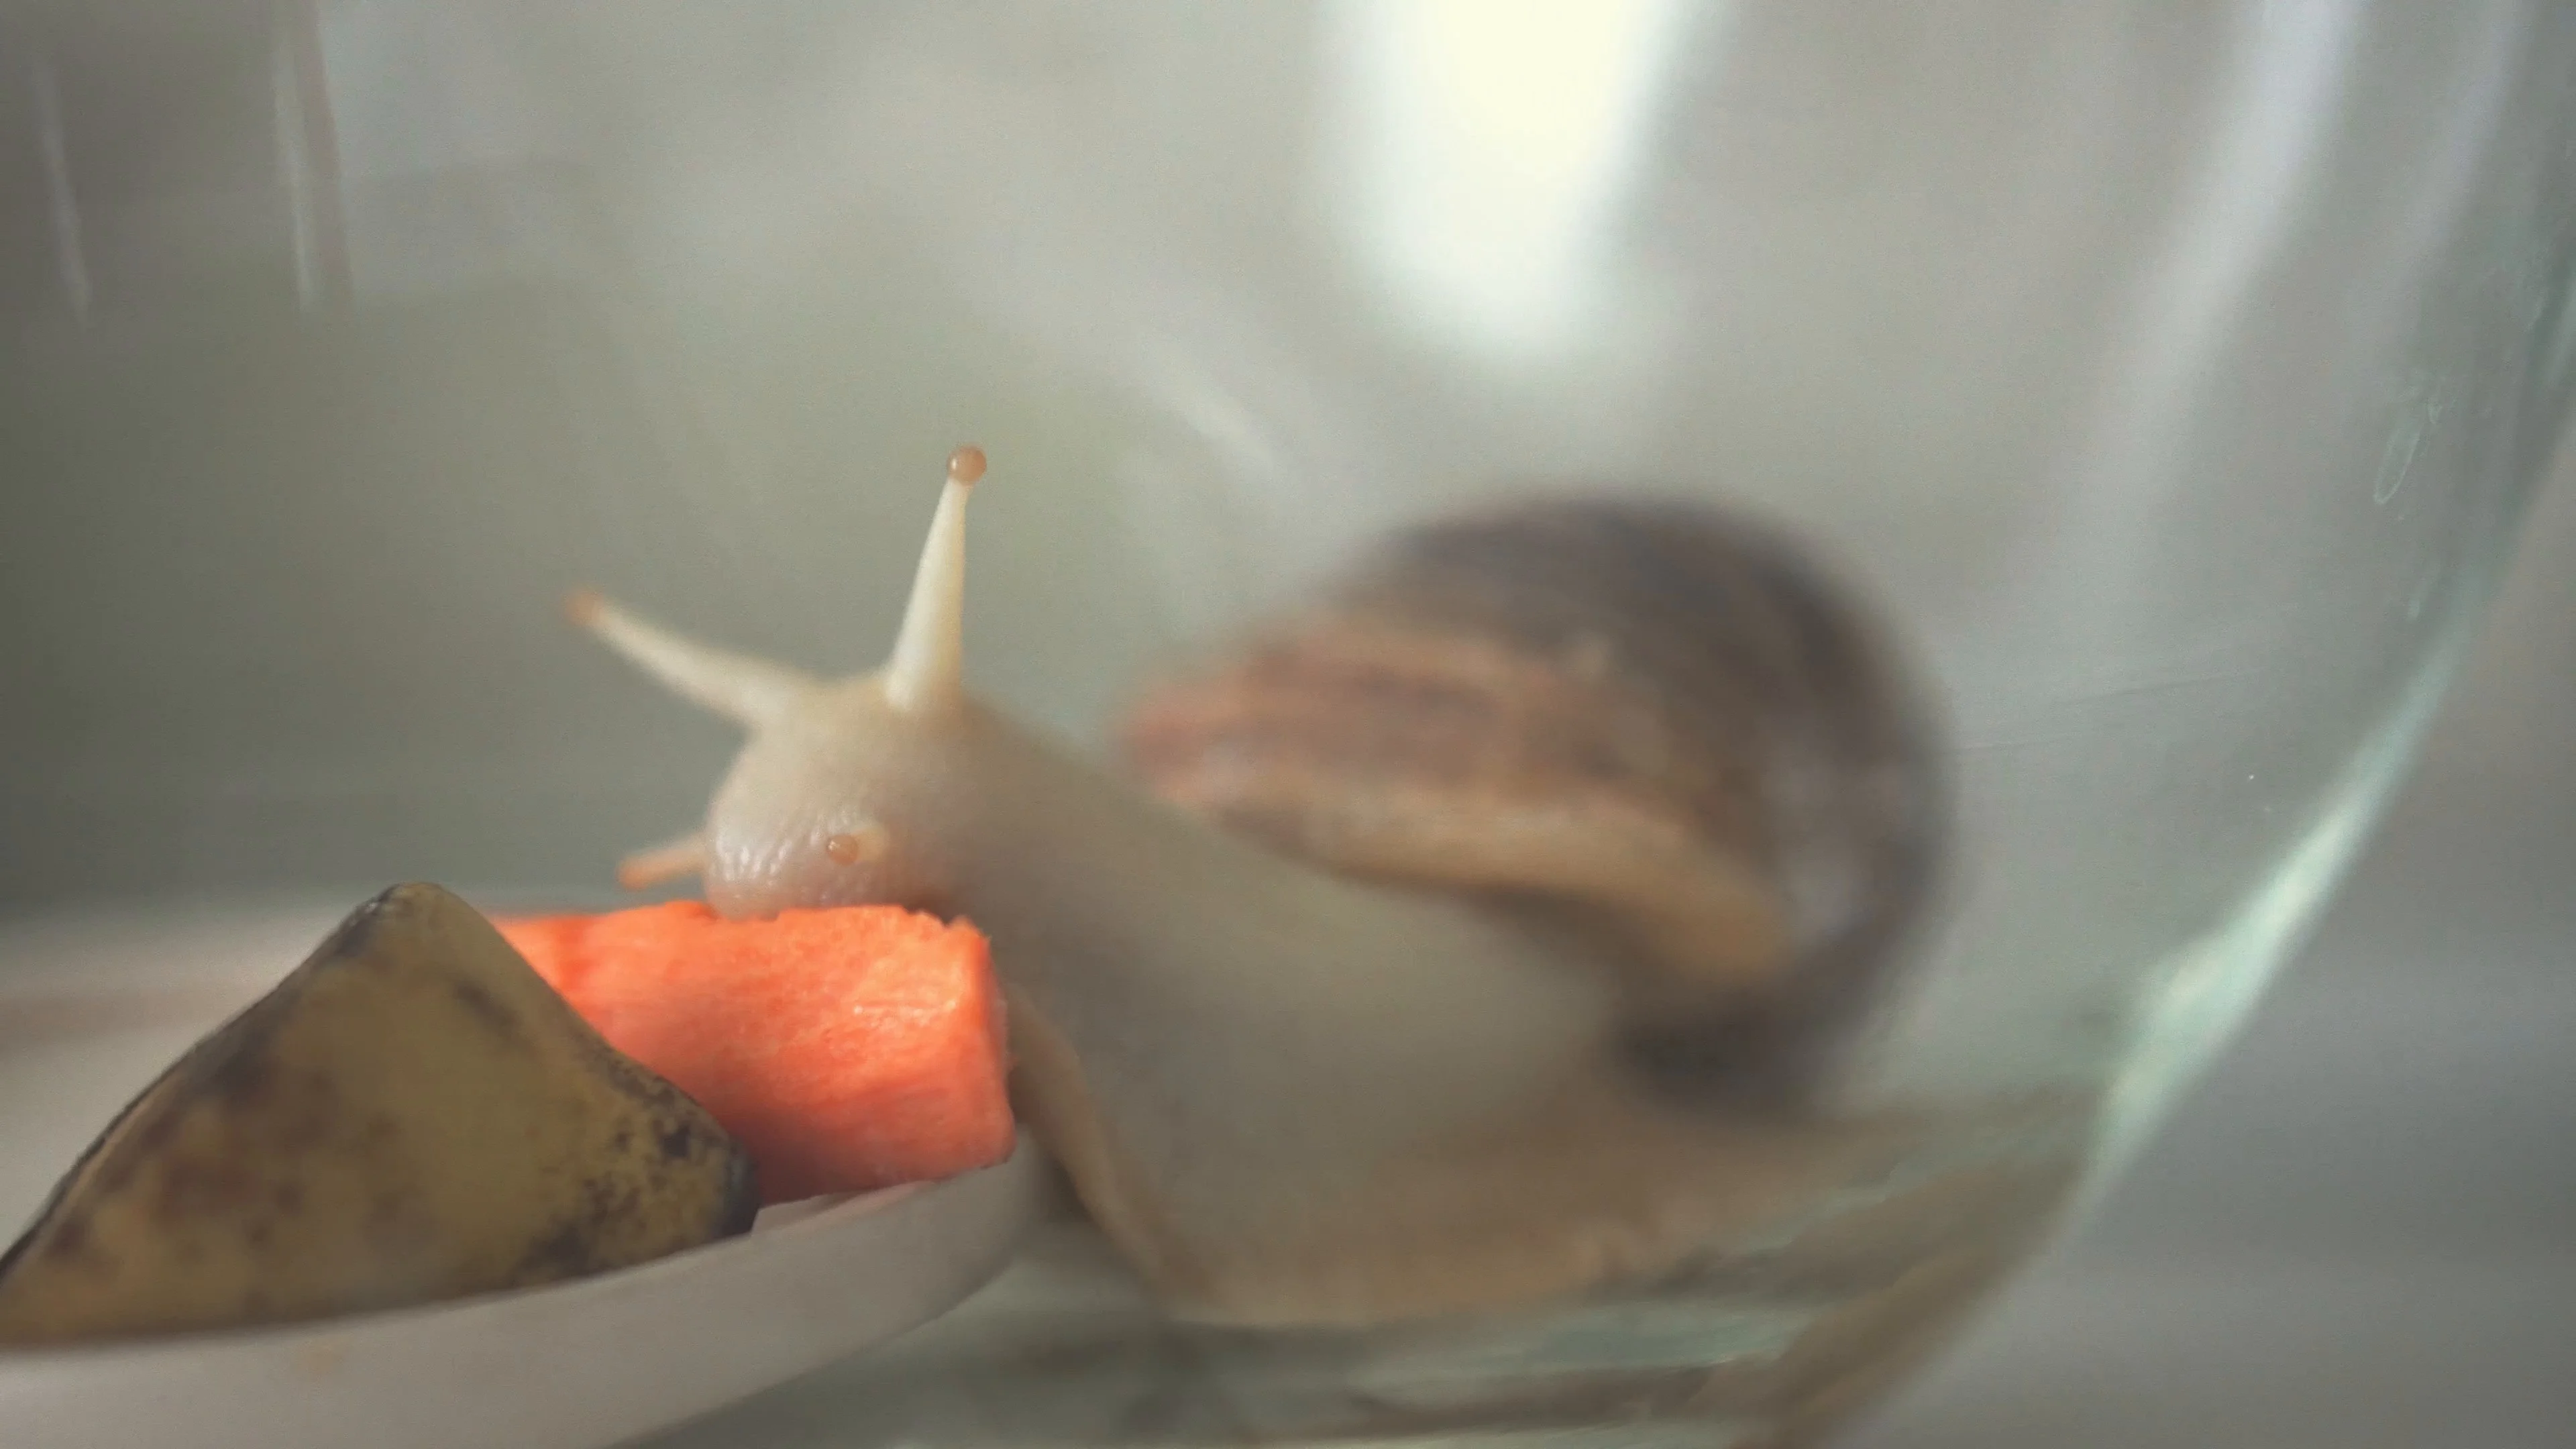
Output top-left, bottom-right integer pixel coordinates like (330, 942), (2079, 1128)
(1122, 496), (1947, 1101)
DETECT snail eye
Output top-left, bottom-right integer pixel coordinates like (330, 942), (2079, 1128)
(823, 826), (891, 867)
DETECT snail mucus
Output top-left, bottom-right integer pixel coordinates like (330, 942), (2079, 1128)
(568, 446), (1947, 1328)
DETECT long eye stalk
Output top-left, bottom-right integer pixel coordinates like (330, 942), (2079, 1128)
(883, 446), (986, 714)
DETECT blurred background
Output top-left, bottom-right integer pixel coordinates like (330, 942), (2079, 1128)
(0, 3), (2567, 1444)
(1843, 449), (2574, 1448)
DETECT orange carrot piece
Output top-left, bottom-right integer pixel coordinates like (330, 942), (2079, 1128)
(498, 902), (1014, 1205)
(494, 912), (592, 996)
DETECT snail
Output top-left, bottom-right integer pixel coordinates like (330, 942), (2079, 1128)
(565, 447), (1947, 1328)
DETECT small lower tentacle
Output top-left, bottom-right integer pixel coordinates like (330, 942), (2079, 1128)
(616, 832), (710, 892)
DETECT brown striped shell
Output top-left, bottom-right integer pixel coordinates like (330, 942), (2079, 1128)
(1120, 496), (1948, 1099)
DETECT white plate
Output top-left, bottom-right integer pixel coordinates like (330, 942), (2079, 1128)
(0, 900), (1045, 1449)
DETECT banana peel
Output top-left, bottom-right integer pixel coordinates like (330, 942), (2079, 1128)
(0, 883), (759, 1346)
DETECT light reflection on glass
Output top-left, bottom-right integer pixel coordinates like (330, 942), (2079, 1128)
(1320, 0), (1701, 366)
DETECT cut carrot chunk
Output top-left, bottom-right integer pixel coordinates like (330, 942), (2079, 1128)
(498, 902), (1012, 1205)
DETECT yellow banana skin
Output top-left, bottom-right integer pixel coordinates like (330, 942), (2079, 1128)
(0, 883), (758, 1346)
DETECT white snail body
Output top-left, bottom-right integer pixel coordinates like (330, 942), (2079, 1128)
(569, 448), (1945, 1326)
